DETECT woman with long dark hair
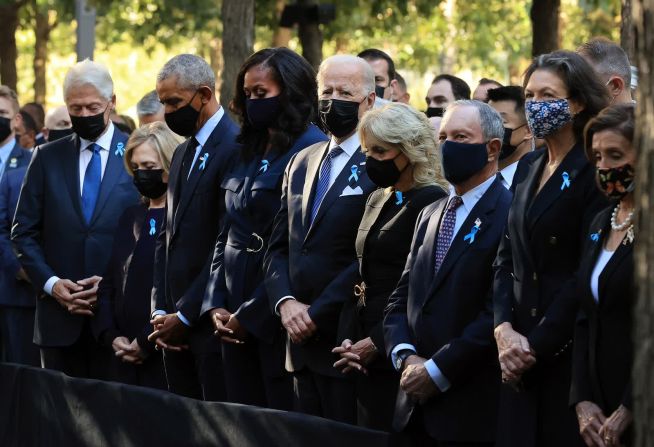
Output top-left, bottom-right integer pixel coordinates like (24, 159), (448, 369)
(201, 47), (328, 409)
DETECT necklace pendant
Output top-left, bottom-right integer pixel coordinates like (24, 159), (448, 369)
(623, 225), (635, 245)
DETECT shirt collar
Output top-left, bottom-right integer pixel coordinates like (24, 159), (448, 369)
(194, 107), (225, 147)
(449, 173), (496, 214)
(329, 132), (360, 157)
(0, 138), (16, 163)
(80, 121), (115, 152)
(499, 161), (518, 188)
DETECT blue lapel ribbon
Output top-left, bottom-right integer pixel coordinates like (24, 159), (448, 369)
(590, 229), (602, 242)
(199, 152), (209, 171)
(259, 159), (269, 173)
(114, 142), (125, 157)
(348, 165), (359, 182)
(463, 219), (482, 244)
(149, 218), (157, 236)
(560, 171), (571, 190)
(395, 191), (403, 205)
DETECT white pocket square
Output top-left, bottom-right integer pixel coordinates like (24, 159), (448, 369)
(340, 185), (363, 197)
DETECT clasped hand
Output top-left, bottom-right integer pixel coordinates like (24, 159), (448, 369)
(52, 276), (102, 316)
(148, 313), (189, 351)
(279, 299), (316, 344)
(331, 337), (378, 374)
(210, 308), (247, 344)
(399, 355), (439, 404)
(112, 336), (146, 364)
(494, 322), (536, 383)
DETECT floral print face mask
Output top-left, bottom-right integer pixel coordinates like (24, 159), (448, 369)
(597, 163), (635, 199)
(525, 98), (574, 139)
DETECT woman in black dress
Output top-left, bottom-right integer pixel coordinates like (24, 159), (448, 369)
(202, 48), (328, 409)
(492, 51), (609, 447)
(93, 121), (181, 389)
(332, 102), (447, 430)
(572, 104), (636, 447)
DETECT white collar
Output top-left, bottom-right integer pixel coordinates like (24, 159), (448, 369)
(329, 132), (360, 157)
(0, 137), (16, 161)
(499, 161), (519, 187)
(449, 173), (496, 214)
(79, 121), (115, 152)
(194, 107), (225, 147)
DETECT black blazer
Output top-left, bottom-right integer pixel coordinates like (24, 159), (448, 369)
(337, 185), (446, 360)
(570, 206), (633, 413)
(493, 144), (607, 358)
(202, 124), (328, 341)
(152, 113), (240, 323)
(264, 140), (376, 377)
(384, 177), (511, 442)
(11, 130), (140, 346)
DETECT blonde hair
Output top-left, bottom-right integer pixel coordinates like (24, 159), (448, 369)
(358, 102), (447, 189)
(0, 85), (19, 114)
(123, 121), (182, 176)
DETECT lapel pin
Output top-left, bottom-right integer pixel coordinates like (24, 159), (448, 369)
(115, 142), (125, 157)
(560, 171), (571, 190)
(348, 165), (359, 183)
(464, 218), (482, 244)
(590, 229), (601, 242)
(395, 191), (403, 205)
(149, 218), (157, 236)
(259, 159), (269, 173)
(199, 152), (209, 171)
(9, 157), (17, 168)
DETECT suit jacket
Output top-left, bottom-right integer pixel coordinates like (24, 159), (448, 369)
(0, 164), (34, 307)
(384, 177), (511, 442)
(11, 130), (140, 347)
(264, 140), (376, 378)
(152, 113), (240, 323)
(570, 205), (633, 413)
(1, 143), (31, 181)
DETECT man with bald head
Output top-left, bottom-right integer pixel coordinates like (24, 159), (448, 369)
(264, 54), (377, 423)
(384, 100), (509, 445)
(43, 105), (73, 142)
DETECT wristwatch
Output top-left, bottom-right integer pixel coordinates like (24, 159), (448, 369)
(395, 349), (414, 371)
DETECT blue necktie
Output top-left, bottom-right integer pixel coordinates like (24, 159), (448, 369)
(434, 196), (463, 273)
(310, 146), (343, 224)
(81, 143), (102, 224)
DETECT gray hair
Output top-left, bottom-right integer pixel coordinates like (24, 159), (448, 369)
(136, 90), (163, 117)
(317, 55), (376, 97)
(444, 100), (504, 141)
(577, 38), (631, 86)
(157, 54), (215, 93)
(63, 59), (114, 101)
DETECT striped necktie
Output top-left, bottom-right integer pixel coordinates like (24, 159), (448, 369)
(310, 146), (343, 224)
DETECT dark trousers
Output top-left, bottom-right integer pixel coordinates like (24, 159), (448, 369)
(405, 407), (494, 447)
(162, 320), (225, 401)
(111, 349), (167, 391)
(293, 368), (356, 424)
(222, 334), (293, 410)
(40, 320), (111, 379)
(356, 366), (399, 431)
(0, 306), (40, 366)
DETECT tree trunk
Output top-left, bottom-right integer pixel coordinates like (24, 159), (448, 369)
(633, 0), (654, 445)
(622, 0), (636, 63)
(220, 0), (254, 113)
(0, 1), (24, 92)
(297, 0), (322, 70)
(33, 7), (52, 104)
(439, 0), (457, 75)
(530, 0), (561, 57)
(272, 0), (291, 47)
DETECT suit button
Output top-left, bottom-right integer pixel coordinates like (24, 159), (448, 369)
(533, 272), (538, 281)
(549, 236), (557, 245)
(531, 308), (537, 317)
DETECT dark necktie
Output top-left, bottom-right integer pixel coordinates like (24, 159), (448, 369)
(183, 137), (199, 180)
(434, 195), (463, 273)
(81, 143), (102, 224)
(310, 146), (343, 224)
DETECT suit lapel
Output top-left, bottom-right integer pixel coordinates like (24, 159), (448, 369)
(301, 142), (329, 232)
(514, 151), (545, 270)
(90, 131), (128, 225)
(359, 190), (390, 276)
(62, 135), (85, 224)
(526, 144), (586, 232)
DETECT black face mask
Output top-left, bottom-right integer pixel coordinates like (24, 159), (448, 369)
(0, 117), (12, 142)
(319, 98), (363, 138)
(164, 91), (202, 137)
(441, 140), (489, 184)
(133, 169), (168, 199)
(500, 124), (526, 160)
(374, 85), (386, 99)
(425, 107), (445, 118)
(246, 96), (281, 130)
(365, 153), (407, 188)
(46, 128), (74, 142)
(70, 106), (109, 141)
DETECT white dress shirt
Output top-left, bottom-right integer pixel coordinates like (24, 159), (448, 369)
(0, 137), (16, 181)
(590, 248), (614, 302)
(498, 161), (518, 190)
(43, 122), (116, 296)
(391, 173), (497, 392)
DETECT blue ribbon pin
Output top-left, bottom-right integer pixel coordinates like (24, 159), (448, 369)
(259, 159), (269, 173)
(348, 165), (359, 182)
(115, 142), (125, 157)
(463, 218), (482, 244)
(590, 229), (601, 242)
(149, 218), (157, 236)
(560, 171), (571, 190)
(395, 191), (403, 205)
(199, 153), (209, 171)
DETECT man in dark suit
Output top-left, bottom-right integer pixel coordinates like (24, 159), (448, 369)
(0, 86), (30, 181)
(148, 54), (240, 401)
(12, 60), (140, 377)
(384, 100), (511, 446)
(264, 54), (377, 423)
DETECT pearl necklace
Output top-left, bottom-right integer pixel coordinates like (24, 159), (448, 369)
(611, 203), (634, 231)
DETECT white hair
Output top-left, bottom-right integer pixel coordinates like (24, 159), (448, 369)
(317, 55), (376, 97)
(63, 59), (114, 101)
(136, 90), (163, 117)
(443, 100), (505, 141)
(157, 54), (215, 93)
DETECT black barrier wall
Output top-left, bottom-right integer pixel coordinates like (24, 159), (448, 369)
(0, 363), (404, 447)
